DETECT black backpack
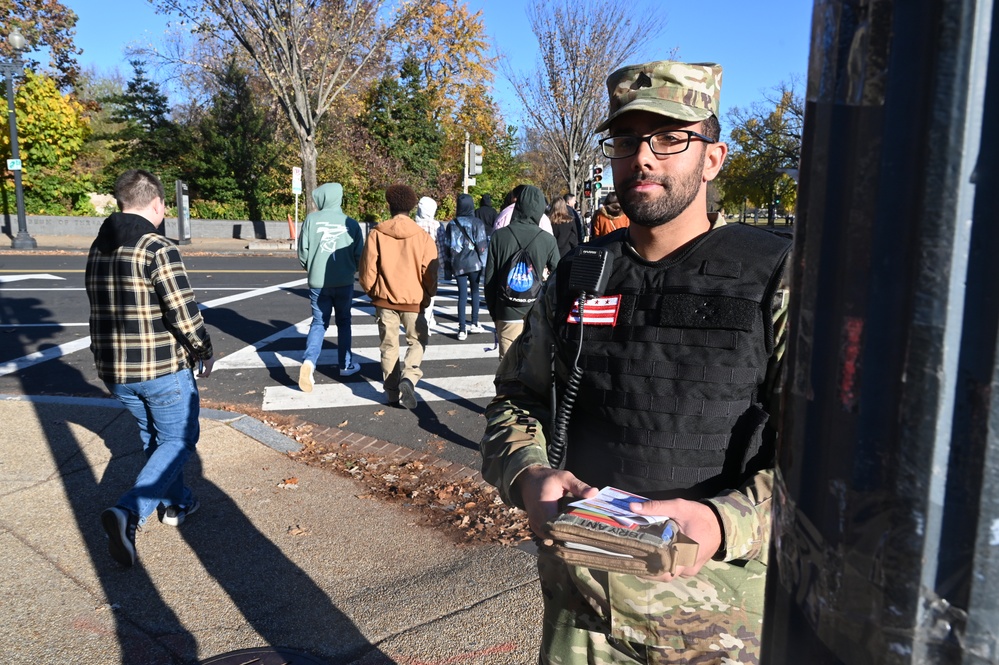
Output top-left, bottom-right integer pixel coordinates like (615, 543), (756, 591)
(500, 230), (544, 304)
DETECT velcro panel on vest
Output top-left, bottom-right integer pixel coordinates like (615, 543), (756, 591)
(659, 294), (758, 331)
(613, 456), (724, 486)
(581, 355), (759, 385)
(593, 421), (732, 451)
(576, 324), (739, 349)
(700, 259), (743, 279)
(590, 390), (751, 417)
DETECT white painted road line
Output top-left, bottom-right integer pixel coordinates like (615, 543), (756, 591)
(0, 274), (66, 283)
(197, 278), (307, 308)
(261, 373), (498, 411)
(0, 323), (88, 328)
(0, 338), (93, 377)
(213, 315), (496, 371)
(1, 278), (309, 376)
(215, 340), (499, 370)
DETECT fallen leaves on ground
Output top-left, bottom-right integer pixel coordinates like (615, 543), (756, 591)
(289, 436), (533, 547)
(201, 401), (534, 548)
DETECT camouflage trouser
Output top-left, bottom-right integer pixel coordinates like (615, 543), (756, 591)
(537, 550), (766, 665)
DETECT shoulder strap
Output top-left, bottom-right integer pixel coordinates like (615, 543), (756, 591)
(456, 220), (474, 246)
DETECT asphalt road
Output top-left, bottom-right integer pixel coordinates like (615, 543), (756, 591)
(0, 254), (500, 470)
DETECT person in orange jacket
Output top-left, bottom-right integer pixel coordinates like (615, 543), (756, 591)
(590, 192), (630, 237)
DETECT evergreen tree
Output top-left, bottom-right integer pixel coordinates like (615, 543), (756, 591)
(101, 60), (186, 189)
(190, 60), (280, 221)
(362, 56), (443, 184)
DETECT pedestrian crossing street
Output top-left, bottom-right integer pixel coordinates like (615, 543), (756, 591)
(213, 285), (504, 412)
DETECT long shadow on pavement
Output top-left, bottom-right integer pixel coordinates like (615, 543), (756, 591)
(5, 293), (386, 663)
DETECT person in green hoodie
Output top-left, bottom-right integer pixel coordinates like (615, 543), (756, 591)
(297, 182), (365, 392)
(484, 185), (560, 360)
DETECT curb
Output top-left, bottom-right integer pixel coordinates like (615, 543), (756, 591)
(283, 414), (487, 486)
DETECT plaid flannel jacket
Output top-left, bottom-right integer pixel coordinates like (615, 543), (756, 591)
(86, 224), (212, 385)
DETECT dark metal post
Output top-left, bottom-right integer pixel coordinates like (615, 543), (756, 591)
(2, 54), (35, 250)
(765, 1), (997, 664)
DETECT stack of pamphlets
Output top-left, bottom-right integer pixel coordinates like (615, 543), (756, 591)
(546, 487), (698, 574)
(560, 487), (675, 557)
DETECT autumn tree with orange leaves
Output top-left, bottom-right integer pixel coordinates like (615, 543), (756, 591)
(0, 0), (81, 88)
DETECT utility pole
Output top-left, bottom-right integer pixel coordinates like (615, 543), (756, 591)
(463, 132), (470, 194)
(764, 1), (997, 664)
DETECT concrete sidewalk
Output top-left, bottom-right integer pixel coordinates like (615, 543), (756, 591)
(0, 395), (541, 664)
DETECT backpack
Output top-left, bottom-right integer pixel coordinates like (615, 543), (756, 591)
(500, 230), (544, 305)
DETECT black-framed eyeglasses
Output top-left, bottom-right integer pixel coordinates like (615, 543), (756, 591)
(599, 130), (716, 159)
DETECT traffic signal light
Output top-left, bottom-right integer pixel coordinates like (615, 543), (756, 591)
(593, 166), (603, 191)
(468, 142), (483, 176)
(583, 180), (593, 198)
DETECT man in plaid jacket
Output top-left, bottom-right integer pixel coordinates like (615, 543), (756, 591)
(86, 169), (215, 567)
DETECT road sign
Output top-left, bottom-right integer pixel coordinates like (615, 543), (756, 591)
(6, 159), (22, 171)
(292, 167), (302, 195)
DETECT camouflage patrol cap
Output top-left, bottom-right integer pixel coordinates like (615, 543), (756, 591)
(595, 61), (723, 133)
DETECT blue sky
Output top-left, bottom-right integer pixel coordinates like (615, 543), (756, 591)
(65, 0), (813, 125)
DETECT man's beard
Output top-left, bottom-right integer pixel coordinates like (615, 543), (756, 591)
(619, 158), (704, 228)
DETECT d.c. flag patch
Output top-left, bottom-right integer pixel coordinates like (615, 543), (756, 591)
(567, 295), (620, 326)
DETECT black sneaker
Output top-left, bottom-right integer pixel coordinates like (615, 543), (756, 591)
(101, 507), (137, 567)
(399, 379), (418, 410)
(162, 498), (200, 527)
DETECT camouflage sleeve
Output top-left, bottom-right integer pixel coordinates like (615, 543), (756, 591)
(480, 278), (560, 508)
(704, 256), (790, 564)
(704, 469), (773, 563)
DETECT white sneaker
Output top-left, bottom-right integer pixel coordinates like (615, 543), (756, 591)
(339, 361), (360, 377)
(298, 360), (315, 392)
(457, 330), (468, 341)
(468, 324), (486, 334)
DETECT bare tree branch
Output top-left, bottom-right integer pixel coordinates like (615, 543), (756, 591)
(501, 0), (671, 205)
(149, 0), (430, 208)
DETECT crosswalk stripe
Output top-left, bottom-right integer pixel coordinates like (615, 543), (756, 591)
(261, 373), (498, 410)
(214, 315), (497, 370)
(212, 279), (500, 412)
(216, 340), (498, 370)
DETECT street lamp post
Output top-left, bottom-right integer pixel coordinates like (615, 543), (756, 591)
(2, 27), (36, 250)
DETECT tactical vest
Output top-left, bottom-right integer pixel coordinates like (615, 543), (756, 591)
(554, 223), (791, 499)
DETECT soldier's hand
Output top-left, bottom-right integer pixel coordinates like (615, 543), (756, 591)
(630, 498), (723, 580)
(514, 465), (597, 539)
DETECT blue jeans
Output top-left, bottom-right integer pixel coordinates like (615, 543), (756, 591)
(106, 369), (200, 525)
(455, 270), (481, 332)
(305, 285), (354, 367)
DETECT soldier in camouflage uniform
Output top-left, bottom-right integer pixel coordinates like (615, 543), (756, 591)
(480, 61), (791, 664)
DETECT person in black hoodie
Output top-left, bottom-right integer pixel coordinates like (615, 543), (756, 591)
(475, 193), (498, 237)
(484, 185), (560, 360)
(86, 169), (215, 567)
